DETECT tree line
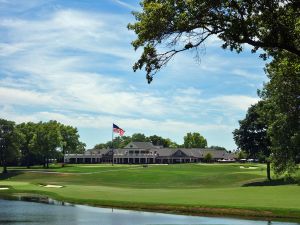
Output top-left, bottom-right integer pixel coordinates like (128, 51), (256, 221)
(0, 119), (85, 173)
(95, 132), (226, 150)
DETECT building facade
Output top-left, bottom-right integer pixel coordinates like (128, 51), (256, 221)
(64, 142), (236, 164)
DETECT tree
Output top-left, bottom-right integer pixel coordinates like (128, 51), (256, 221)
(148, 135), (172, 147)
(31, 121), (62, 168)
(110, 136), (132, 149)
(0, 119), (22, 173)
(204, 153), (212, 163)
(184, 132), (207, 148)
(128, 0), (300, 82)
(17, 122), (39, 168)
(209, 146), (227, 151)
(131, 133), (148, 142)
(76, 142), (86, 154)
(167, 139), (180, 148)
(117, 136), (132, 148)
(60, 124), (86, 155)
(236, 150), (247, 160)
(233, 101), (271, 180)
(94, 143), (109, 149)
(95, 135), (132, 149)
(259, 51), (300, 176)
(94, 134), (180, 149)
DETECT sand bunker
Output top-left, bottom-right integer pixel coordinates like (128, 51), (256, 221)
(0, 187), (9, 190)
(240, 166), (258, 169)
(41, 184), (63, 188)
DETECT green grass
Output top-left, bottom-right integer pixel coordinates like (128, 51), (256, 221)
(9, 164), (139, 173)
(1, 163), (300, 221)
(7, 163), (267, 188)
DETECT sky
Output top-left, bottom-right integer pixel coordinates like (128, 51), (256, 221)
(0, 0), (269, 150)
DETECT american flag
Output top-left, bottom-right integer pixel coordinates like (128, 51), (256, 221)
(113, 123), (125, 136)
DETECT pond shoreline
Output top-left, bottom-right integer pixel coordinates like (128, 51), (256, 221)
(1, 191), (300, 224)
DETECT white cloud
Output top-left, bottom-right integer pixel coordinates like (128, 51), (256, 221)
(0, 9), (161, 117)
(0, 0), (51, 13)
(0, 87), (56, 106)
(0, 106), (233, 139)
(209, 95), (259, 111)
(112, 0), (139, 11)
(232, 69), (264, 80)
(0, 6), (265, 150)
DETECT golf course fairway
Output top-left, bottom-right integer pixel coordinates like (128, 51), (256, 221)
(0, 163), (299, 221)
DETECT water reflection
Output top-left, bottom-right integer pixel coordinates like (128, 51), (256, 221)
(14, 194), (73, 206)
(0, 199), (299, 225)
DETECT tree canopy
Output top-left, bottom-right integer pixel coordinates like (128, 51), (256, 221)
(0, 119), (22, 173)
(95, 132), (210, 149)
(184, 132), (207, 148)
(233, 101), (271, 179)
(94, 133), (178, 149)
(128, 0), (300, 82)
(0, 118), (85, 170)
(60, 124), (86, 155)
(209, 145), (227, 151)
(234, 51), (299, 177)
(30, 121), (63, 168)
(233, 102), (270, 159)
(259, 51), (300, 175)
(17, 122), (39, 168)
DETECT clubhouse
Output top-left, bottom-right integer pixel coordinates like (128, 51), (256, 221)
(64, 142), (236, 164)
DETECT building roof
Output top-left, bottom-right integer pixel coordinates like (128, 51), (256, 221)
(86, 148), (111, 155)
(78, 142), (236, 159)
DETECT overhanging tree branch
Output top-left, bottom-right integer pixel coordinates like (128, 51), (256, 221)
(129, 0), (300, 82)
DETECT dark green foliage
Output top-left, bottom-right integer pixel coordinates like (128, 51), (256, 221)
(204, 153), (212, 162)
(17, 122), (39, 168)
(30, 121), (63, 168)
(236, 150), (247, 160)
(1, 119), (85, 169)
(95, 135), (132, 149)
(233, 102), (270, 159)
(148, 135), (171, 147)
(60, 124), (86, 154)
(233, 102), (271, 179)
(209, 146), (227, 151)
(128, 0), (300, 82)
(184, 132), (207, 148)
(94, 143), (109, 149)
(235, 52), (299, 177)
(0, 119), (23, 173)
(260, 52), (300, 175)
(131, 133), (148, 142)
(94, 133), (179, 149)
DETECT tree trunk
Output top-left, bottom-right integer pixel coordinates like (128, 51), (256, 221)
(2, 166), (7, 174)
(26, 152), (30, 169)
(267, 161), (271, 181)
(26, 156), (30, 169)
(2, 160), (7, 174)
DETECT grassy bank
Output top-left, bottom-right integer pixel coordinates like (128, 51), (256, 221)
(1, 163), (300, 221)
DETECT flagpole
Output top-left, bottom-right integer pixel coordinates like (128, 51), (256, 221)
(112, 124), (114, 166)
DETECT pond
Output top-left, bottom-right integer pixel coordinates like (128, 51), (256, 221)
(0, 198), (299, 225)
